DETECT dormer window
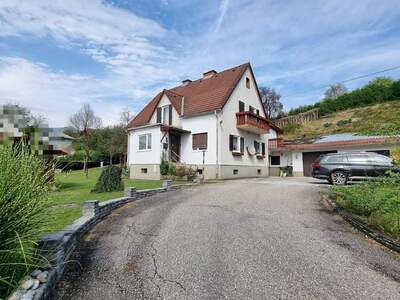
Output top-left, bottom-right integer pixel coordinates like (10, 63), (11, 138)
(156, 104), (172, 125)
(246, 77), (250, 89)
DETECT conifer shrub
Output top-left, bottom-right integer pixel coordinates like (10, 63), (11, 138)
(92, 165), (124, 193)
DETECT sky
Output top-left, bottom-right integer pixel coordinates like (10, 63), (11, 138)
(0, 0), (400, 127)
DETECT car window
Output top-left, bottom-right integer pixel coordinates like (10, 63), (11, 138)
(324, 155), (345, 163)
(347, 154), (370, 163)
(371, 154), (393, 164)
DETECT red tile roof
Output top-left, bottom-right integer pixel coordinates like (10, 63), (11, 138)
(128, 63), (253, 128)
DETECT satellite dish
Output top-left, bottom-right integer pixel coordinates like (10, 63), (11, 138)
(247, 145), (256, 156)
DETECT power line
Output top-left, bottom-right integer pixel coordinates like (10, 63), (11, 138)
(282, 65), (400, 98)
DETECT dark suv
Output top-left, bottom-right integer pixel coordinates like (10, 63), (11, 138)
(311, 152), (398, 185)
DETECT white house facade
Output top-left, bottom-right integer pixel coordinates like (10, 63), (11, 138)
(127, 63), (282, 180)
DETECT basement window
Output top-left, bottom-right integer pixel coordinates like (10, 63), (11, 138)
(270, 155), (281, 166)
(141, 168), (148, 174)
(233, 169), (238, 175)
(257, 169), (261, 175)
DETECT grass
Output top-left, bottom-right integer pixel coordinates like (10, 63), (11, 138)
(283, 100), (400, 139)
(43, 167), (162, 234)
(332, 174), (400, 239)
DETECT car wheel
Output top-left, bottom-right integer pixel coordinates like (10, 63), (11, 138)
(330, 171), (347, 185)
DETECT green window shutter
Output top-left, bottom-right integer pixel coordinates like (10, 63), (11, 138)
(240, 137), (244, 154)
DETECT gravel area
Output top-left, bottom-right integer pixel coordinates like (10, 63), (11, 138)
(57, 177), (400, 299)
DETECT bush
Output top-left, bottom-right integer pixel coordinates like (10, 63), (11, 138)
(92, 165), (124, 193)
(336, 118), (352, 126)
(160, 159), (169, 175)
(0, 145), (50, 298)
(391, 148), (400, 165)
(168, 163), (176, 176)
(323, 122), (332, 128)
(175, 165), (186, 178)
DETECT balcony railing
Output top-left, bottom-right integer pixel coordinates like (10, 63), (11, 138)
(236, 112), (270, 134)
(268, 138), (284, 149)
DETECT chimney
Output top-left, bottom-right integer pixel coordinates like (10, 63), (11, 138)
(182, 79), (191, 86)
(203, 70), (217, 79)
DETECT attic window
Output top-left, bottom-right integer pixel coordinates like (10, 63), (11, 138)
(246, 77), (250, 89)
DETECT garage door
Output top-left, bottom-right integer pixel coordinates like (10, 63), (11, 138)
(302, 151), (337, 177)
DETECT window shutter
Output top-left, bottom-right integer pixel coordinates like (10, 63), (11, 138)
(156, 107), (162, 123)
(262, 142), (266, 155)
(193, 133), (208, 150)
(168, 105), (172, 125)
(240, 137), (244, 154)
(239, 101), (245, 112)
(229, 135), (234, 151)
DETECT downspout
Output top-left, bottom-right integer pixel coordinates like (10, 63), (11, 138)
(214, 109), (221, 179)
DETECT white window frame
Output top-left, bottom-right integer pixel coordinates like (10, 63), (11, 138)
(161, 105), (170, 125)
(138, 133), (152, 151)
(232, 135), (241, 153)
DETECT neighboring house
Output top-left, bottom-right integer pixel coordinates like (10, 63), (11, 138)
(0, 104), (74, 156)
(127, 62), (282, 180)
(268, 133), (400, 177)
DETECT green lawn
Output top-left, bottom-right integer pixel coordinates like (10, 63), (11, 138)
(43, 167), (162, 234)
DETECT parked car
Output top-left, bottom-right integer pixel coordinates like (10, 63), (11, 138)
(311, 152), (399, 185)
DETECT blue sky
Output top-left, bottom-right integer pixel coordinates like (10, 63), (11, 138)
(1, 0), (400, 126)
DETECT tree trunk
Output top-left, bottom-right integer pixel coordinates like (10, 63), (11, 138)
(109, 153), (113, 165)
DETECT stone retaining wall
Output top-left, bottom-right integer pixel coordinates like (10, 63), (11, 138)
(10, 181), (176, 300)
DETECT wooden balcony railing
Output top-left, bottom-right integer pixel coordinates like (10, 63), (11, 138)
(268, 138), (284, 149)
(236, 112), (270, 134)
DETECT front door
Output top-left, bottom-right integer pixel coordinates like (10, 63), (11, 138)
(169, 133), (180, 162)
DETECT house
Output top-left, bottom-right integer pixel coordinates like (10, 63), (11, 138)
(127, 62), (282, 180)
(268, 133), (400, 177)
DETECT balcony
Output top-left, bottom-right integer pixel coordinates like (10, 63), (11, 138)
(268, 138), (285, 149)
(236, 112), (270, 134)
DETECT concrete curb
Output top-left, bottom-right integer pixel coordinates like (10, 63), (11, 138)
(10, 180), (180, 300)
(321, 194), (400, 254)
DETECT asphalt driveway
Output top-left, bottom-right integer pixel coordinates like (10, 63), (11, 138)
(57, 177), (400, 299)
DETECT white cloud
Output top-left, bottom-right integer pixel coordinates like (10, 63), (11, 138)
(0, 56), (140, 127)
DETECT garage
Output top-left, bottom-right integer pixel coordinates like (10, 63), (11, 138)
(302, 151), (337, 177)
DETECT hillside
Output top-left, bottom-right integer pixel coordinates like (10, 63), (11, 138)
(282, 100), (400, 139)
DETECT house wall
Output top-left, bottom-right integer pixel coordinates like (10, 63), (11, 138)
(149, 94), (181, 127)
(218, 67), (269, 178)
(128, 126), (162, 179)
(180, 113), (218, 178)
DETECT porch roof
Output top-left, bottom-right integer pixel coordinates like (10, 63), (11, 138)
(160, 124), (191, 134)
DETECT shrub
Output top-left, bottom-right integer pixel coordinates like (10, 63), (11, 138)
(323, 122), (332, 128)
(92, 165), (124, 193)
(168, 163), (176, 176)
(391, 148), (400, 165)
(336, 118), (352, 126)
(160, 159), (169, 175)
(175, 165), (186, 178)
(0, 145), (50, 298)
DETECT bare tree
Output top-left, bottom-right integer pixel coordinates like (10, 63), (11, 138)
(120, 107), (133, 127)
(69, 104), (102, 177)
(259, 87), (283, 119)
(324, 83), (348, 100)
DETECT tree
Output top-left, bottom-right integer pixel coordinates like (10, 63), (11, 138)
(97, 126), (126, 165)
(69, 104), (102, 177)
(119, 107), (134, 167)
(324, 83), (347, 100)
(259, 87), (283, 119)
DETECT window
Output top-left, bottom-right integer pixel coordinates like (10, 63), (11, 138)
(229, 135), (244, 153)
(347, 154), (370, 163)
(270, 155), (280, 166)
(257, 169), (261, 175)
(141, 168), (148, 174)
(156, 105), (171, 125)
(239, 101), (245, 112)
(256, 109), (260, 116)
(233, 169), (239, 175)
(192, 133), (208, 150)
(138, 133), (152, 150)
(324, 155), (345, 163)
(249, 105), (256, 114)
(246, 77), (250, 89)
(254, 141), (260, 154)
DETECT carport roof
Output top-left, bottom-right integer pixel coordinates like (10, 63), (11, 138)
(282, 133), (400, 150)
